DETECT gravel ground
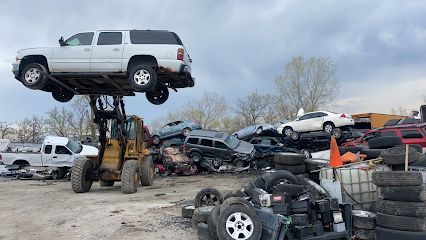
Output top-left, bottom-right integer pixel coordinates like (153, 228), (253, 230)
(0, 172), (261, 240)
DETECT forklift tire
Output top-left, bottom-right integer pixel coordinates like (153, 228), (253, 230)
(141, 156), (154, 186)
(121, 160), (141, 194)
(100, 180), (114, 187)
(71, 159), (94, 193)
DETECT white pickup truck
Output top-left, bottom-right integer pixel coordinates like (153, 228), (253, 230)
(12, 30), (194, 105)
(0, 136), (98, 170)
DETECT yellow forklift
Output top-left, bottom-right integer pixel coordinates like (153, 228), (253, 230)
(71, 95), (154, 194)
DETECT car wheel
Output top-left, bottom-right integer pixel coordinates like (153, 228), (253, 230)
(323, 122), (334, 133)
(212, 158), (222, 168)
(152, 135), (161, 145)
(194, 187), (224, 208)
(190, 152), (203, 163)
(20, 63), (48, 90)
(255, 127), (263, 135)
(52, 89), (74, 102)
(300, 149), (311, 158)
(291, 131), (301, 141)
(182, 127), (192, 137)
(332, 128), (342, 138)
(128, 64), (157, 92)
(146, 84), (169, 105)
(284, 127), (293, 136)
(216, 204), (262, 240)
(233, 158), (248, 168)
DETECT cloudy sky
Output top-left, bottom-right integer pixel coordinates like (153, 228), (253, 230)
(1, 0), (425, 123)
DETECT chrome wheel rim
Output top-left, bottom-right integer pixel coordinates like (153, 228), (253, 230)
(324, 125), (333, 133)
(183, 128), (191, 136)
(226, 212), (254, 239)
(133, 69), (151, 85)
(284, 128), (292, 136)
(24, 68), (40, 84)
(255, 128), (262, 134)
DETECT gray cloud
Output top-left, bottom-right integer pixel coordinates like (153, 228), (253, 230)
(1, 0), (425, 122)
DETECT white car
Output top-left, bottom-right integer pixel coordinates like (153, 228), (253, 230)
(276, 111), (354, 136)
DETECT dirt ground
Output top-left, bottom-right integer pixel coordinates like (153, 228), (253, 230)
(0, 172), (261, 240)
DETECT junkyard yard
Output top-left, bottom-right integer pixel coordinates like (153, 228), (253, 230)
(0, 173), (258, 240)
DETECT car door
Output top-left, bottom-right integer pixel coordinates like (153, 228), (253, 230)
(170, 121), (183, 137)
(51, 32), (94, 72)
(51, 145), (73, 167)
(293, 113), (315, 132)
(159, 123), (173, 138)
(90, 31), (124, 72)
(214, 140), (232, 160)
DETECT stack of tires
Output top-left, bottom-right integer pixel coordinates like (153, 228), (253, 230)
(352, 210), (376, 240)
(380, 145), (424, 170)
(372, 171), (426, 240)
(274, 153), (306, 175)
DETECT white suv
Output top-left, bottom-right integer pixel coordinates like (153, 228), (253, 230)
(12, 30), (194, 104)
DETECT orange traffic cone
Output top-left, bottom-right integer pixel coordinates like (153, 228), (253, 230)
(329, 136), (343, 168)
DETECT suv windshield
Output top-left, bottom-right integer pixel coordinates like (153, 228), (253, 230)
(66, 139), (82, 153)
(224, 135), (240, 149)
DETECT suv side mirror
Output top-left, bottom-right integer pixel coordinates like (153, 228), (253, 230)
(59, 36), (66, 46)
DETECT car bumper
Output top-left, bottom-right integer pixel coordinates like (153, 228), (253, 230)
(12, 60), (20, 79)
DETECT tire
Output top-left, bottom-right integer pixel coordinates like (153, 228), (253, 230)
(100, 180), (114, 187)
(121, 160), (141, 194)
(339, 146), (363, 155)
(182, 127), (192, 137)
(197, 223), (210, 240)
(332, 128), (342, 138)
(152, 135), (161, 145)
(140, 156), (154, 186)
(242, 181), (256, 197)
(375, 226), (426, 240)
(255, 127), (263, 135)
(300, 149), (311, 159)
(251, 177), (266, 191)
(207, 206), (220, 240)
(71, 159), (94, 193)
(376, 212), (426, 231)
(353, 228), (375, 240)
(283, 127), (293, 136)
(407, 144), (423, 153)
(194, 187), (223, 208)
(410, 153), (426, 167)
(372, 171), (424, 186)
(352, 210), (376, 230)
(380, 146), (418, 165)
(233, 158), (248, 168)
(360, 149), (382, 160)
(264, 170), (299, 193)
(274, 153), (305, 165)
(304, 158), (329, 172)
(291, 131), (301, 141)
(190, 152), (203, 163)
(212, 158), (223, 168)
(323, 122), (334, 133)
(273, 184), (305, 197)
(368, 136), (402, 149)
(378, 185), (426, 202)
(192, 206), (215, 227)
(275, 164), (306, 174)
(128, 64), (157, 92)
(146, 84), (169, 105)
(20, 63), (48, 90)
(181, 205), (195, 218)
(52, 89), (74, 102)
(216, 204), (262, 240)
(219, 197), (253, 215)
(376, 199), (426, 217)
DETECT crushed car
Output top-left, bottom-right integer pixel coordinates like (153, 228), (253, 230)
(151, 120), (202, 145)
(232, 122), (285, 141)
(160, 147), (197, 176)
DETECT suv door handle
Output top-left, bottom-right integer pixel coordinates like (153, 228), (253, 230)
(84, 48), (91, 52)
(53, 156), (57, 158)
(113, 48), (120, 51)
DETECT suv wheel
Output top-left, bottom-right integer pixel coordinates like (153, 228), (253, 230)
(182, 127), (192, 137)
(152, 135), (161, 145)
(21, 63), (48, 90)
(146, 85), (169, 105)
(52, 89), (74, 102)
(190, 152), (203, 163)
(128, 64), (157, 92)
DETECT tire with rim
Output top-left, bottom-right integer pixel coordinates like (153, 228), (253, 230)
(20, 63), (48, 90)
(375, 226), (426, 240)
(220, 197), (253, 215)
(194, 187), (223, 208)
(283, 127), (293, 136)
(255, 127), (263, 135)
(146, 84), (169, 105)
(152, 135), (161, 145)
(332, 128), (342, 138)
(216, 204), (262, 240)
(300, 149), (311, 159)
(128, 64), (157, 92)
(212, 158), (222, 168)
(71, 159), (94, 193)
(190, 151), (203, 163)
(291, 131), (301, 141)
(264, 170), (299, 193)
(323, 122), (334, 133)
(376, 199), (426, 217)
(372, 171), (423, 186)
(182, 127), (192, 137)
(52, 89), (74, 102)
(121, 160), (141, 194)
(140, 156), (154, 186)
(100, 180), (114, 187)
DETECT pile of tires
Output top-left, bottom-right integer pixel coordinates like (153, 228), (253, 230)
(352, 210), (376, 240)
(379, 146), (424, 170)
(274, 153), (306, 175)
(372, 171), (426, 240)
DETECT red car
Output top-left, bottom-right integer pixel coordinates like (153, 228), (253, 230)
(343, 123), (426, 148)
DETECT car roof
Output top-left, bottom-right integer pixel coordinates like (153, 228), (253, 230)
(188, 130), (228, 140)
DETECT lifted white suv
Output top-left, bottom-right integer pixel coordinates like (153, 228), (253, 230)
(12, 30), (194, 104)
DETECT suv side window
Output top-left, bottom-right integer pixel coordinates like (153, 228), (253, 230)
(200, 139), (213, 147)
(65, 32), (94, 46)
(44, 145), (52, 154)
(97, 32), (122, 45)
(215, 141), (228, 149)
(129, 30), (182, 45)
(401, 130), (423, 139)
(380, 131), (397, 137)
(187, 137), (199, 144)
(55, 146), (71, 155)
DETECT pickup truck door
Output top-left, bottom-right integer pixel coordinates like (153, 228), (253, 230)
(90, 31), (124, 72)
(51, 145), (73, 167)
(51, 32), (94, 72)
(41, 144), (53, 166)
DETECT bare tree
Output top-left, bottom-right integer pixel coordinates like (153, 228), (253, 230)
(71, 96), (92, 140)
(275, 56), (340, 116)
(14, 116), (45, 143)
(0, 121), (14, 139)
(45, 107), (74, 137)
(183, 92), (228, 129)
(233, 92), (270, 126)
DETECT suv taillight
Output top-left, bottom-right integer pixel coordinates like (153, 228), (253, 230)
(177, 48), (184, 61)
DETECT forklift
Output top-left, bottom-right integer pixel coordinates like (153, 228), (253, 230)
(71, 95), (154, 194)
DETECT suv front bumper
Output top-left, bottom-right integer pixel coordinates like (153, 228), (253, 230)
(12, 60), (21, 79)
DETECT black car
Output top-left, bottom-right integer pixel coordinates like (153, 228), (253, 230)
(248, 136), (308, 158)
(183, 130), (256, 168)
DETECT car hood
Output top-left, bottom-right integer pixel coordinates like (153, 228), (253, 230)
(235, 141), (254, 154)
(79, 144), (98, 156)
